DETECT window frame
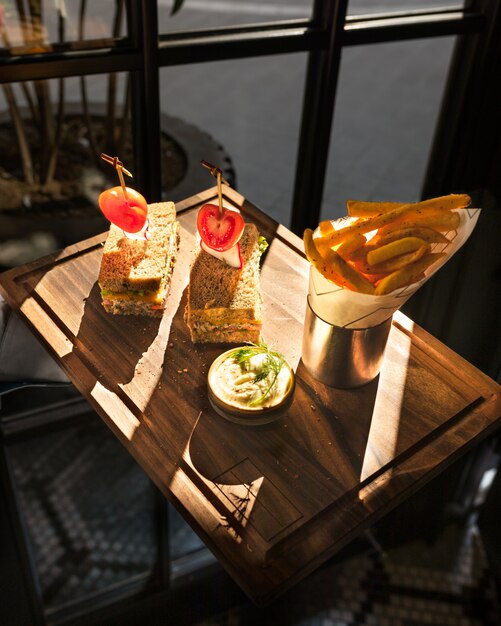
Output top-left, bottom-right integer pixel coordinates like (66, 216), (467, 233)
(0, 1), (486, 232)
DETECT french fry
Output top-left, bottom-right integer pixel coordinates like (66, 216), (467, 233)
(363, 270), (391, 285)
(360, 243), (429, 274)
(319, 193), (468, 247)
(303, 229), (374, 294)
(315, 234), (337, 258)
(303, 228), (323, 264)
(318, 220), (335, 237)
(366, 236), (426, 266)
(317, 205), (413, 248)
(373, 225), (450, 245)
(418, 193), (470, 211)
(390, 210), (460, 232)
(347, 193), (470, 219)
(374, 253), (446, 295)
(347, 200), (405, 218)
(316, 248), (375, 294)
(336, 232), (367, 259)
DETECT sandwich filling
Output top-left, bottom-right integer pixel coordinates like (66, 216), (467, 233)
(101, 280), (170, 311)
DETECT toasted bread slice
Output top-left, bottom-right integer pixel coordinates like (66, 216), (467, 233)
(185, 223), (263, 343)
(98, 202), (178, 293)
(98, 201), (179, 317)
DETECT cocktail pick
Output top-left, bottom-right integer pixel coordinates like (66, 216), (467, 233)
(201, 160), (230, 218)
(101, 153), (133, 195)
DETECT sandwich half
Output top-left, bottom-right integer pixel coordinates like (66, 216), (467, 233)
(185, 223), (262, 343)
(98, 201), (179, 317)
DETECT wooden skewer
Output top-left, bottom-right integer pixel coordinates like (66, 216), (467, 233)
(117, 166), (128, 200)
(100, 153), (132, 200)
(100, 153), (133, 177)
(216, 170), (223, 218)
(201, 160), (230, 186)
(201, 160), (229, 219)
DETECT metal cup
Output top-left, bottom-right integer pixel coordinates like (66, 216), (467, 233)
(302, 297), (392, 388)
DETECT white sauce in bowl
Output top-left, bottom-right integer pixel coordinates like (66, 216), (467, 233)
(209, 350), (294, 411)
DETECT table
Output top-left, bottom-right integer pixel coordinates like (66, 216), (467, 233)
(1, 186), (500, 605)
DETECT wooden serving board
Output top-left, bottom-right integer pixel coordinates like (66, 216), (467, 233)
(1, 186), (500, 605)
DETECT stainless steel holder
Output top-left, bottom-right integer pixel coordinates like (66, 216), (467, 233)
(302, 298), (392, 388)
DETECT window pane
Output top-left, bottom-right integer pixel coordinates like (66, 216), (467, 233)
(0, 1), (126, 55)
(159, 54), (307, 226)
(320, 36), (456, 221)
(0, 73), (133, 268)
(159, 0), (312, 34)
(348, 0), (464, 15)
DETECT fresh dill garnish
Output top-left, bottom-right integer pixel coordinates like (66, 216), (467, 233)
(232, 340), (285, 406)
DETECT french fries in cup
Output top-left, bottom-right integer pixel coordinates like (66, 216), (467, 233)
(304, 193), (480, 330)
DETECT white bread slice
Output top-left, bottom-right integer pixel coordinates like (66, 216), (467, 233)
(98, 201), (179, 316)
(98, 201), (178, 293)
(186, 223), (263, 343)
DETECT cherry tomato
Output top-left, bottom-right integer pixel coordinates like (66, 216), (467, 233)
(98, 186), (148, 233)
(197, 204), (245, 252)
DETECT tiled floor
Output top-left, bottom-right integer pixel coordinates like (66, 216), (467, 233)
(5, 414), (205, 617)
(4, 409), (500, 626)
(191, 523), (501, 626)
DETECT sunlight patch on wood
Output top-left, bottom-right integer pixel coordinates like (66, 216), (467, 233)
(360, 323), (412, 484)
(91, 381), (140, 440)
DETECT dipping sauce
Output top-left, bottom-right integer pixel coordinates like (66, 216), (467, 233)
(208, 346), (295, 425)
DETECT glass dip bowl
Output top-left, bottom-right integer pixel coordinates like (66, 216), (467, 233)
(207, 346), (295, 426)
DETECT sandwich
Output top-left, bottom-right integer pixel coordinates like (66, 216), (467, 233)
(185, 223), (263, 343)
(98, 201), (179, 317)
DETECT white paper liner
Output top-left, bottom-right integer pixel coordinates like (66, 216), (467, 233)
(308, 207), (481, 329)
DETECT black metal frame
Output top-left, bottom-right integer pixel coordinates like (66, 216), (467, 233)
(0, 1), (488, 233)
(402, 0), (501, 379)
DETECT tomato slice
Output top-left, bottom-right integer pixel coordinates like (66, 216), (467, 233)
(98, 186), (148, 234)
(197, 204), (245, 252)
